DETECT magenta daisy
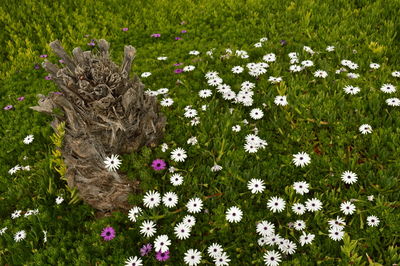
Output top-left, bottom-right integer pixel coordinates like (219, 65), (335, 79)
(151, 33), (161, 37)
(100, 226), (116, 241)
(174, 69), (183, 74)
(140, 243), (152, 256)
(151, 159), (167, 171)
(17, 96), (25, 101)
(4, 105), (13, 110)
(156, 250), (170, 261)
(122, 27), (129, 31)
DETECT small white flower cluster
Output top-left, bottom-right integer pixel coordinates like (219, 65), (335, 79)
(8, 164), (31, 175)
(243, 134), (267, 153)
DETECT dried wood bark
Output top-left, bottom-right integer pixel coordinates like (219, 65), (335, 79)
(31, 39), (166, 212)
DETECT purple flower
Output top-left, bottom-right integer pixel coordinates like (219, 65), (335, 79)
(151, 33), (161, 38)
(3, 105), (13, 110)
(59, 59), (64, 64)
(40, 54), (48, 58)
(45, 75), (52, 80)
(156, 250), (170, 261)
(100, 226), (116, 241)
(88, 42), (95, 46)
(122, 27), (129, 31)
(280, 40), (288, 46)
(173, 63), (183, 66)
(151, 159), (166, 171)
(34, 63), (40, 70)
(140, 243), (152, 256)
(53, 91), (63, 95)
(175, 37), (182, 40)
(174, 69), (183, 74)
(17, 96), (25, 101)
(181, 30), (187, 33)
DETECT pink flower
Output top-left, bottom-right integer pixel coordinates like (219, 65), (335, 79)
(151, 159), (167, 171)
(122, 27), (129, 31)
(156, 250), (170, 261)
(59, 59), (64, 64)
(175, 37), (182, 40)
(100, 226), (116, 241)
(45, 75), (52, 80)
(17, 96), (25, 101)
(181, 30), (187, 33)
(40, 54), (48, 58)
(174, 69), (183, 74)
(151, 33), (161, 37)
(173, 63), (183, 66)
(3, 105), (13, 110)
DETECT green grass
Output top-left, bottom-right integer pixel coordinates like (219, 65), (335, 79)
(1, 0), (400, 265)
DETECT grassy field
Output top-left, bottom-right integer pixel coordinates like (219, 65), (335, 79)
(1, 0), (400, 265)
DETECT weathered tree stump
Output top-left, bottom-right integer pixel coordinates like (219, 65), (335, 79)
(31, 39), (166, 212)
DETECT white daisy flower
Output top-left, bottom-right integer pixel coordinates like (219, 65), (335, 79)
(258, 237), (268, 246)
(340, 201), (356, 215)
(8, 165), (21, 175)
(143, 190), (161, 209)
(256, 220), (275, 237)
(161, 143), (168, 152)
(265, 234), (282, 246)
(341, 59), (351, 66)
(170, 173), (184, 186)
(250, 108), (264, 120)
(303, 46), (315, 55)
(183, 215), (196, 227)
(199, 89), (212, 98)
(293, 220), (306, 231)
(157, 56), (168, 60)
(0, 227), (8, 236)
(380, 83), (396, 93)
(328, 216), (346, 230)
(225, 206), (243, 223)
(326, 46), (335, 52)
(184, 109), (198, 118)
(279, 239), (297, 255)
(290, 58), (299, 64)
(160, 98), (174, 107)
(186, 197), (203, 213)
(247, 178), (265, 194)
(341, 171), (358, 184)
(183, 65), (196, 72)
(301, 60), (314, 67)
(232, 125), (241, 132)
(293, 181), (310, 195)
(289, 65), (303, 72)
(128, 206), (142, 222)
(391, 71), (400, 77)
(55, 196), (64, 205)
(263, 53), (276, 62)
(366, 215), (380, 227)
(348, 62), (359, 70)
(162, 192), (178, 208)
(386, 97), (400, 106)
(274, 96), (288, 106)
(190, 117), (200, 126)
(189, 50), (200, 55)
(254, 42), (263, 48)
(291, 203), (306, 215)
(157, 88), (169, 94)
(207, 243), (223, 258)
(174, 222), (191, 240)
(347, 72), (360, 79)
(103, 154), (122, 172)
(124, 256), (143, 266)
(263, 250), (282, 266)
(24, 210), (34, 217)
(241, 81), (255, 90)
(154, 234), (171, 253)
(213, 251), (231, 266)
(222, 90), (236, 101)
(231, 66), (244, 74)
(141, 72), (152, 78)
(343, 85), (361, 95)
(14, 230), (26, 242)
(260, 37), (268, 42)
(369, 63), (380, 69)
(11, 210), (21, 219)
(328, 227), (344, 241)
(368, 195), (375, 201)
(267, 196), (286, 213)
(288, 52), (298, 59)
(292, 152), (311, 167)
(244, 142), (259, 153)
(23, 134), (34, 144)
(359, 124), (372, 134)
(205, 71), (219, 79)
(268, 76), (282, 84)
(211, 164), (223, 172)
(145, 90), (158, 97)
(299, 232), (315, 246)
(170, 148), (187, 162)
(207, 77), (223, 86)
(305, 198), (323, 212)
(314, 70), (328, 78)
(184, 249), (202, 266)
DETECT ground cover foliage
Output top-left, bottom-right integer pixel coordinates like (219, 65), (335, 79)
(0, 0), (399, 265)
